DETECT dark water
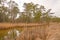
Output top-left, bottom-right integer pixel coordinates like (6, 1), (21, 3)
(0, 27), (22, 40)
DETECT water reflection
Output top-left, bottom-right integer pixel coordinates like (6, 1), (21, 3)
(8, 29), (20, 37)
(3, 29), (20, 40)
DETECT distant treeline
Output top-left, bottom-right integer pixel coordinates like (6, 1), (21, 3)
(0, 0), (60, 23)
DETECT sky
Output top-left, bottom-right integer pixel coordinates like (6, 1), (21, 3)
(11, 0), (60, 17)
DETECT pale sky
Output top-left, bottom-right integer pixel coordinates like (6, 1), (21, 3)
(12, 0), (60, 17)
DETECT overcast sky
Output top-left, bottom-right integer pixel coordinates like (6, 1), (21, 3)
(12, 0), (60, 17)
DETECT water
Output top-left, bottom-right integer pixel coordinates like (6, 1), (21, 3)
(0, 27), (22, 40)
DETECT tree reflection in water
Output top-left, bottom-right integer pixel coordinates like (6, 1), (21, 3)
(4, 29), (20, 40)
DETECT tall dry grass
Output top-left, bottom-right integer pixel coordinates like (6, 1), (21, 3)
(16, 23), (60, 40)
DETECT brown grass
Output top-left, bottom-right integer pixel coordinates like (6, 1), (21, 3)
(0, 23), (46, 29)
(16, 23), (60, 40)
(0, 22), (60, 40)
